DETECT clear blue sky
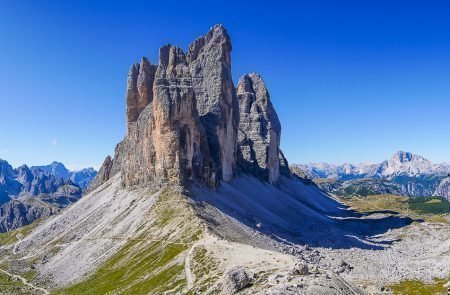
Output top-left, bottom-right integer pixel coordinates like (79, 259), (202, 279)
(1, 1), (450, 170)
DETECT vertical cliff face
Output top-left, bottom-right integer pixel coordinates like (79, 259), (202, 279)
(152, 45), (211, 183)
(187, 24), (239, 182)
(237, 73), (282, 183)
(89, 25), (288, 191)
(137, 57), (156, 110)
(125, 63), (140, 129)
(126, 58), (157, 132)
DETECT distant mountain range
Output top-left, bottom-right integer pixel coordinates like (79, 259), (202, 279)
(294, 151), (450, 199)
(0, 159), (97, 232)
(31, 161), (97, 189)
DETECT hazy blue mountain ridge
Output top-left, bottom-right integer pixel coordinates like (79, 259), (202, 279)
(294, 151), (450, 199)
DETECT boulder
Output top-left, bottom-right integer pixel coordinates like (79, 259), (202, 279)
(288, 262), (309, 276)
(221, 266), (253, 294)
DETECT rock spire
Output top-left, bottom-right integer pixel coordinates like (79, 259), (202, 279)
(236, 73), (281, 184)
(89, 25), (288, 190)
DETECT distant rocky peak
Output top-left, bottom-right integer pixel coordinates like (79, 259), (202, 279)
(390, 151), (424, 164)
(0, 160), (15, 180)
(383, 151), (439, 177)
(16, 165), (33, 184)
(31, 161), (70, 179)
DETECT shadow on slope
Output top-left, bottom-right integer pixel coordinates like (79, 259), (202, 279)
(190, 175), (416, 250)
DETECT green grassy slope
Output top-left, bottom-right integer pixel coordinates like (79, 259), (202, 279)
(55, 188), (204, 295)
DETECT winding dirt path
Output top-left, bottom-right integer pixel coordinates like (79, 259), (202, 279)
(0, 268), (49, 295)
(185, 242), (198, 290)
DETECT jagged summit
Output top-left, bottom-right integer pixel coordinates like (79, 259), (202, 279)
(90, 24), (286, 190)
(295, 151), (450, 199)
(391, 151), (414, 163)
(384, 150), (447, 177)
(237, 73), (281, 184)
(31, 161), (70, 179)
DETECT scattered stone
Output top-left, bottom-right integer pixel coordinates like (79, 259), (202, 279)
(335, 260), (352, 274)
(268, 273), (284, 282)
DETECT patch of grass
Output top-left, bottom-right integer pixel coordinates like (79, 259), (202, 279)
(408, 196), (449, 215)
(313, 178), (337, 184)
(0, 271), (35, 294)
(0, 220), (43, 246)
(59, 239), (187, 294)
(190, 246), (220, 293)
(341, 195), (450, 223)
(390, 277), (450, 295)
(23, 269), (37, 282)
(343, 194), (408, 213)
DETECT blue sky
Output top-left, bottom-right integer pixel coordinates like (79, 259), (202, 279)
(1, 1), (449, 170)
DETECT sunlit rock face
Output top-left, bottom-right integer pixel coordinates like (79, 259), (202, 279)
(126, 58), (157, 131)
(89, 25), (287, 190)
(152, 45), (211, 183)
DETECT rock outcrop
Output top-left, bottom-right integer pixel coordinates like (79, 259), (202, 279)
(0, 200), (57, 232)
(435, 177), (450, 200)
(88, 156), (114, 190)
(89, 140), (125, 190)
(126, 58), (157, 131)
(90, 24), (288, 190)
(237, 73), (281, 183)
(221, 266), (253, 294)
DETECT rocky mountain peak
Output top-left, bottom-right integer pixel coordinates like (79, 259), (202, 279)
(0, 159), (15, 180)
(186, 24), (231, 64)
(390, 151), (421, 164)
(31, 161), (70, 179)
(90, 25), (287, 190)
(384, 151), (438, 177)
(187, 24), (237, 182)
(16, 165), (33, 185)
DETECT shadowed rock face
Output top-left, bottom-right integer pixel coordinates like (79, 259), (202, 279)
(187, 24), (239, 182)
(89, 25), (288, 190)
(237, 73), (281, 184)
(88, 156), (113, 191)
(0, 200), (57, 232)
(435, 177), (450, 200)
